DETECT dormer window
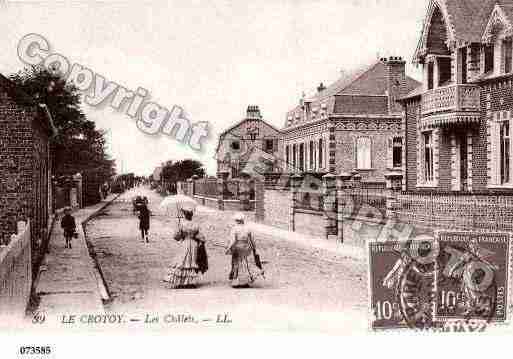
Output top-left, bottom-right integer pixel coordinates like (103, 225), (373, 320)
(230, 141), (240, 151)
(438, 57), (452, 86)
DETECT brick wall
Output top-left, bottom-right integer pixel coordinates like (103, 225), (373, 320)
(478, 76), (513, 194)
(404, 99), (421, 191)
(31, 113), (50, 246)
(0, 89), (50, 249)
(334, 125), (401, 182)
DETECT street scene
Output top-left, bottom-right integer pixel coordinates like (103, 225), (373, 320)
(85, 186), (367, 332)
(1, 2), (513, 354)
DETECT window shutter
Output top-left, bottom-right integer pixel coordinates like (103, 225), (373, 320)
(387, 138), (393, 170)
(509, 111), (513, 183)
(355, 138), (359, 169)
(418, 134), (424, 185)
(490, 114), (499, 185)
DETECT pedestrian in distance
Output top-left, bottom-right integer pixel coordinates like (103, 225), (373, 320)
(61, 207), (77, 249)
(226, 213), (264, 288)
(138, 202), (151, 243)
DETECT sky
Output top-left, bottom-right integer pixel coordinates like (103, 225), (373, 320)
(0, 0), (428, 176)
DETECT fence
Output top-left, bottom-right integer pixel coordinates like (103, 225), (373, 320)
(264, 173), (291, 188)
(296, 191), (325, 212)
(0, 220), (31, 321)
(194, 178), (218, 198)
(396, 192), (513, 232)
(192, 178), (255, 200)
(351, 183), (387, 215)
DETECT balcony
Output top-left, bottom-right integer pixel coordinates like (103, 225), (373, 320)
(420, 84), (481, 128)
(421, 84), (480, 115)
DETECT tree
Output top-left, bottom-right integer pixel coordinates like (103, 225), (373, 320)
(10, 66), (115, 196)
(161, 159), (205, 183)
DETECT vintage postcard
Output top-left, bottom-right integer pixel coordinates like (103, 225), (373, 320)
(2, 0), (513, 356)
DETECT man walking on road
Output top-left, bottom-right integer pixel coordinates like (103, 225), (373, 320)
(138, 203), (151, 243)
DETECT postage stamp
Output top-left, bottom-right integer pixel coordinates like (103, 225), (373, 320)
(368, 237), (438, 330)
(434, 231), (511, 324)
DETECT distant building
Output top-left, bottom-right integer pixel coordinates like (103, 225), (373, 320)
(216, 105), (282, 178)
(282, 57), (420, 181)
(399, 0), (513, 193)
(0, 74), (56, 247)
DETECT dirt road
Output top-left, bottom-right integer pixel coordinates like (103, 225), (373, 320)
(85, 186), (368, 333)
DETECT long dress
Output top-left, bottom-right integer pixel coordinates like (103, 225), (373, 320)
(165, 220), (205, 288)
(227, 224), (262, 287)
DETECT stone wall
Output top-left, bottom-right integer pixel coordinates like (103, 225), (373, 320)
(262, 187), (291, 230)
(294, 210), (324, 237)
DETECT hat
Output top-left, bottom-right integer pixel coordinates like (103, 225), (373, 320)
(233, 213), (245, 222)
(180, 202), (196, 212)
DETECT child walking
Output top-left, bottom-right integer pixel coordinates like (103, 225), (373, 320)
(61, 207), (76, 249)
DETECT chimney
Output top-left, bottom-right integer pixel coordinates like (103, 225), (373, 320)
(381, 55), (406, 114)
(246, 105), (262, 119)
(317, 82), (326, 93)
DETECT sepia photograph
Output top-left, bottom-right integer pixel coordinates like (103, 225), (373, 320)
(1, 0), (513, 357)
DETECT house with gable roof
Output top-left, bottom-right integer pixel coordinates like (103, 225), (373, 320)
(282, 56), (420, 182)
(216, 105), (282, 179)
(399, 0), (513, 194)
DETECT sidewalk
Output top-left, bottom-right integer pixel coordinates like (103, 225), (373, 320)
(35, 195), (117, 321)
(247, 221), (366, 261)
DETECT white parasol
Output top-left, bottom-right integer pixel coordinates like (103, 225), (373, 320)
(159, 195), (198, 222)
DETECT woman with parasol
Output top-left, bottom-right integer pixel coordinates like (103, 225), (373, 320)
(161, 196), (207, 288)
(226, 213), (264, 288)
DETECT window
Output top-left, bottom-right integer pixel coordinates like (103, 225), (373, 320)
(286, 145), (290, 165)
(318, 139), (323, 169)
(484, 44), (494, 73)
(232, 164), (240, 178)
(501, 121), (510, 184)
(427, 62), (434, 90)
(424, 132), (434, 183)
(393, 137), (403, 168)
(438, 57), (452, 86)
(230, 141), (240, 151)
(264, 139), (274, 153)
(460, 47), (468, 84)
(309, 140), (314, 170)
(293, 144), (297, 170)
(504, 39), (512, 74)
(356, 137), (372, 170)
(299, 143), (305, 172)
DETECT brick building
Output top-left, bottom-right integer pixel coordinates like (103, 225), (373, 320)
(399, 0), (513, 194)
(0, 74), (56, 247)
(282, 57), (420, 182)
(216, 105), (281, 178)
